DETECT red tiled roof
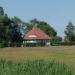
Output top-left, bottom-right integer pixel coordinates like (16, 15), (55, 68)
(24, 27), (50, 40)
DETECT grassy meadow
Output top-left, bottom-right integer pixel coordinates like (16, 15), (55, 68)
(0, 46), (75, 74)
(0, 46), (75, 64)
(0, 59), (72, 75)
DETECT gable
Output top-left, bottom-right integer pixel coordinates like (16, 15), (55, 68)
(24, 27), (50, 40)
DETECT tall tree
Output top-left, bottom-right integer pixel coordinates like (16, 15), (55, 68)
(64, 21), (75, 42)
(0, 6), (4, 15)
(9, 17), (24, 46)
(0, 7), (27, 47)
(11, 16), (22, 26)
(0, 7), (11, 43)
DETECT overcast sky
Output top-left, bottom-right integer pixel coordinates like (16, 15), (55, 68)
(0, 0), (75, 37)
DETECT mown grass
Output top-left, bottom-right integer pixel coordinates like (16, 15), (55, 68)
(0, 59), (73, 75)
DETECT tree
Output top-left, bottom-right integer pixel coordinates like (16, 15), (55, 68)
(26, 19), (57, 37)
(0, 7), (23, 47)
(0, 7), (11, 43)
(9, 17), (24, 47)
(0, 6), (4, 15)
(11, 16), (22, 25)
(64, 21), (75, 42)
(37, 21), (57, 37)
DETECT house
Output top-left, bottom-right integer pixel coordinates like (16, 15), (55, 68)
(23, 27), (51, 47)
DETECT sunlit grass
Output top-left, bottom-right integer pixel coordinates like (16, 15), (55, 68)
(0, 59), (73, 75)
(0, 46), (75, 74)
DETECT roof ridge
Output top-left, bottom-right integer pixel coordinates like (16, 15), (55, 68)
(24, 27), (50, 40)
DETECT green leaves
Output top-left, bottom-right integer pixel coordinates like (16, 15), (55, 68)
(38, 21), (57, 37)
(0, 6), (4, 16)
(65, 21), (75, 42)
(26, 19), (57, 37)
(11, 16), (22, 25)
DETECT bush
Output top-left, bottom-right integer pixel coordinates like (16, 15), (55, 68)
(51, 42), (75, 46)
(0, 43), (6, 48)
(58, 42), (75, 46)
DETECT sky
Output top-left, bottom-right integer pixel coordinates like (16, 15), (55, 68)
(0, 0), (75, 37)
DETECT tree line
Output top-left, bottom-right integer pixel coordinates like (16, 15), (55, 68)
(0, 6), (75, 47)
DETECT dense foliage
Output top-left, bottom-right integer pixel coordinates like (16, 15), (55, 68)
(0, 7), (23, 47)
(65, 21), (75, 42)
(26, 19), (57, 37)
(0, 59), (73, 75)
(0, 6), (75, 47)
(0, 7), (58, 47)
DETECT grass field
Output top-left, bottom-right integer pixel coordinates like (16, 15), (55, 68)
(0, 59), (72, 75)
(0, 46), (75, 74)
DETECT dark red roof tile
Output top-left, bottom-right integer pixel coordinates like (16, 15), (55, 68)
(24, 27), (50, 40)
